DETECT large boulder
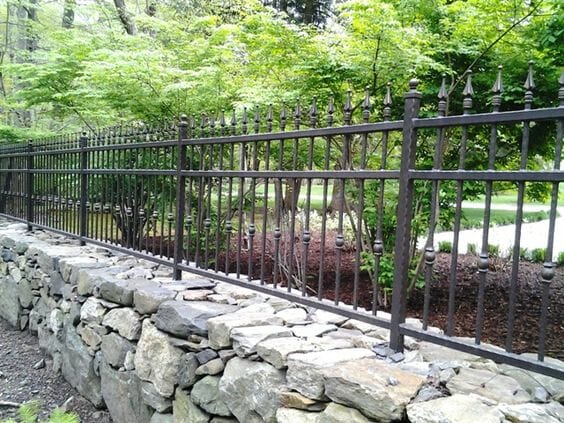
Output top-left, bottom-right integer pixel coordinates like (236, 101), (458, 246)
(219, 357), (286, 422)
(135, 320), (184, 397)
(154, 300), (238, 337)
(322, 358), (425, 422)
(317, 402), (372, 423)
(100, 360), (152, 423)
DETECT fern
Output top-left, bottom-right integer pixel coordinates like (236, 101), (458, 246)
(18, 401), (40, 423)
(47, 409), (79, 423)
(0, 402), (79, 423)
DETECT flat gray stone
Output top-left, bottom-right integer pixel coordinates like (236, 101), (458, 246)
(231, 325), (293, 357)
(101, 332), (135, 368)
(407, 394), (503, 423)
(207, 306), (282, 349)
(322, 358), (425, 421)
(61, 324), (103, 407)
(292, 323), (337, 338)
(191, 375), (232, 417)
(80, 297), (107, 325)
(173, 389), (209, 423)
(178, 353), (199, 389)
(151, 413), (173, 423)
(102, 307), (142, 340)
(219, 357), (285, 423)
(275, 408), (318, 423)
(135, 320), (184, 397)
(155, 300), (238, 337)
(0, 276), (21, 327)
(286, 348), (375, 400)
(134, 285), (176, 315)
(317, 402), (372, 423)
(500, 354), (564, 402)
(141, 381), (172, 413)
(100, 278), (153, 306)
(17, 278), (34, 308)
(497, 401), (564, 423)
(275, 308), (307, 324)
(100, 360), (152, 423)
(256, 337), (317, 369)
(447, 367), (530, 404)
(195, 358), (224, 376)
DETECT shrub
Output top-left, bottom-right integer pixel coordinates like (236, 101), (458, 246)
(467, 243), (477, 255)
(557, 251), (564, 267)
(438, 241), (452, 253)
(488, 244), (500, 257)
(519, 247), (530, 260)
(531, 248), (546, 263)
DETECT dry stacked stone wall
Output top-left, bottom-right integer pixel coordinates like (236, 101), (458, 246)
(0, 219), (563, 423)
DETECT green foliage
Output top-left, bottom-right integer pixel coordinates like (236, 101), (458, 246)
(557, 252), (564, 267)
(0, 401), (79, 423)
(531, 248), (546, 263)
(467, 243), (477, 255)
(438, 241), (452, 253)
(488, 244), (500, 257)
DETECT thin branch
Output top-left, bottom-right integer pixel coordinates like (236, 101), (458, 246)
(447, 1), (543, 97)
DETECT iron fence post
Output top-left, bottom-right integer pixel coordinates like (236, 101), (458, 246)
(390, 79), (422, 352)
(79, 132), (88, 246)
(174, 115), (189, 280)
(26, 140), (33, 231)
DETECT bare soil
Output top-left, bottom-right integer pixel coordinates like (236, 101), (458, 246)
(0, 319), (112, 422)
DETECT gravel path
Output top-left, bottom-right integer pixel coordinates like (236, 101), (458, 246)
(0, 319), (112, 422)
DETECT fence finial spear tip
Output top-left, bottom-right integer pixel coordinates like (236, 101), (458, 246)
(438, 75), (448, 100)
(524, 61), (535, 90)
(492, 66), (503, 94)
(344, 90), (352, 112)
(179, 114), (188, 124)
(463, 70), (474, 97)
(384, 82), (392, 107)
(363, 87), (371, 109)
(310, 96), (318, 116)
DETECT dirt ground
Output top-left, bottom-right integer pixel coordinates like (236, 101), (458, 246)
(0, 319), (112, 422)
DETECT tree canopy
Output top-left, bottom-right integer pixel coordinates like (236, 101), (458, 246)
(0, 0), (561, 139)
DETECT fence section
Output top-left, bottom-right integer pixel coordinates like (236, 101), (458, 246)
(1, 67), (563, 379)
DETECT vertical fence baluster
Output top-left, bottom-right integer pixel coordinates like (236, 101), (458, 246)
(79, 132), (88, 245)
(174, 115), (188, 280)
(390, 79), (422, 352)
(26, 140), (34, 231)
(507, 62), (534, 352)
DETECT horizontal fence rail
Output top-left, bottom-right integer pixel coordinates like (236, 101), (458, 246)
(1, 67), (563, 380)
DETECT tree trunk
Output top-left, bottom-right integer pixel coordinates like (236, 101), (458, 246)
(304, 0), (315, 24)
(62, 0), (75, 28)
(283, 178), (302, 212)
(113, 0), (137, 35)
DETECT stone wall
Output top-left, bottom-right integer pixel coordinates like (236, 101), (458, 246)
(0, 219), (563, 423)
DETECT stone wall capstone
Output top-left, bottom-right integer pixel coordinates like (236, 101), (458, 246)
(0, 219), (563, 423)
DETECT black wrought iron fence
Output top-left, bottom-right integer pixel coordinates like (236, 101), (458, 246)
(1, 66), (563, 379)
